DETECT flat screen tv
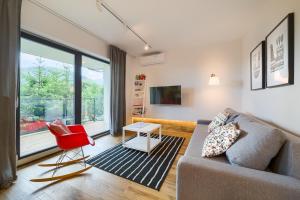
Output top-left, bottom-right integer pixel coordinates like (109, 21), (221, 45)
(150, 85), (181, 105)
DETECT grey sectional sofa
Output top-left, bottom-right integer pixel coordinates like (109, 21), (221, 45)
(177, 109), (300, 200)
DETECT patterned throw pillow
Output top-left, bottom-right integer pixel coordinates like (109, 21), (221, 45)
(202, 123), (241, 158)
(208, 112), (229, 133)
(50, 119), (71, 135)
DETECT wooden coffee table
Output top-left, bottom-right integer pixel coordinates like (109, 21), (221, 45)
(122, 122), (162, 154)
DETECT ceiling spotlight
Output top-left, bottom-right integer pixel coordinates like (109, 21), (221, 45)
(144, 44), (150, 51)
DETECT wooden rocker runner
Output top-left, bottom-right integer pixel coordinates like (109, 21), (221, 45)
(30, 122), (95, 182)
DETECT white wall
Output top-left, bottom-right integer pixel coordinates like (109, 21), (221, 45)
(23, 0), (300, 136)
(21, 0), (134, 126)
(126, 39), (243, 124)
(241, 0), (300, 135)
(21, 0), (109, 60)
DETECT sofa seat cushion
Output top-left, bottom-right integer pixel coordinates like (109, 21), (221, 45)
(185, 124), (229, 163)
(226, 114), (286, 170)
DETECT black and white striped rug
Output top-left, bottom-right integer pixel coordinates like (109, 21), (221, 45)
(86, 134), (184, 190)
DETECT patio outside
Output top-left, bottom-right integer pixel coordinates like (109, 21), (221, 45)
(20, 120), (107, 156)
(19, 39), (110, 157)
(19, 96), (108, 157)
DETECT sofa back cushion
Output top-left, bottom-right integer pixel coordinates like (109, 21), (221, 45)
(226, 114), (285, 170)
(220, 108), (300, 179)
(240, 112), (300, 179)
(224, 108), (240, 124)
(269, 140), (300, 179)
(208, 112), (229, 133)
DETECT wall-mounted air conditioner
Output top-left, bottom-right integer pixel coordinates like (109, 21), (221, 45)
(139, 53), (165, 66)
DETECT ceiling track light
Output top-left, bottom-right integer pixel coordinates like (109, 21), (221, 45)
(96, 0), (103, 11)
(96, 0), (152, 51)
(28, 0), (106, 41)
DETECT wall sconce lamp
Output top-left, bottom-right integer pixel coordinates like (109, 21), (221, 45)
(208, 74), (220, 86)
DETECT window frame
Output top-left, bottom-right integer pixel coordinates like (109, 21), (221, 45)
(17, 31), (110, 160)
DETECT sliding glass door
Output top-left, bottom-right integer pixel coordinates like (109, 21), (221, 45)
(81, 56), (110, 136)
(20, 38), (75, 157)
(18, 32), (110, 158)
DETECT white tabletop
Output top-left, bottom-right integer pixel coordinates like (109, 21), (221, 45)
(123, 122), (161, 133)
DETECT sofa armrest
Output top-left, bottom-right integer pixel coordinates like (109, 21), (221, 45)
(177, 156), (300, 200)
(197, 120), (211, 125)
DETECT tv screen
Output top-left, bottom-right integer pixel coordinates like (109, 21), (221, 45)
(150, 85), (181, 105)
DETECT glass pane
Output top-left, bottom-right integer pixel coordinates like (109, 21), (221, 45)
(20, 38), (75, 157)
(81, 56), (110, 136)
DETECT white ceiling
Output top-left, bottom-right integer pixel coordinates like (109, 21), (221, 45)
(32, 0), (263, 56)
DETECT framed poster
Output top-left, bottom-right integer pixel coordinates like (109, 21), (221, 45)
(250, 41), (265, 90)
(266, 13), (294, 88)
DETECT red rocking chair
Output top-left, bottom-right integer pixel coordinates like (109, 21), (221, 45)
(30, 122), (95, 182)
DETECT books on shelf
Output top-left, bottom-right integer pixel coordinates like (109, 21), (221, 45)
(132, 75), (146, 117)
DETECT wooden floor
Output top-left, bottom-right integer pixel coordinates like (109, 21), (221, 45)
(0, 124), (193, 200)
